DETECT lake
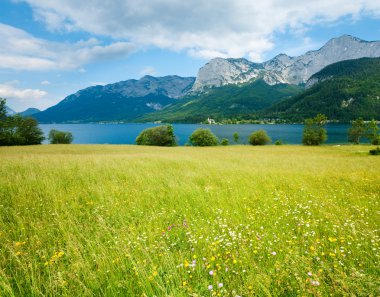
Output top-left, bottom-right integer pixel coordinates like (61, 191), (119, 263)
(39, 123), (356, 145)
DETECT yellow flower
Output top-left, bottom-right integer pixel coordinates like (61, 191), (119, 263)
(328, 237), (337, 243)
(152, 271), (158, 277)
(182, 281), (187, 286)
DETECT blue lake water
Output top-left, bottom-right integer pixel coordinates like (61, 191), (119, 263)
(39, 123), (356, 145)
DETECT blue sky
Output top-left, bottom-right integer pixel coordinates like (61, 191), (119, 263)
(1, 0), (380, 111)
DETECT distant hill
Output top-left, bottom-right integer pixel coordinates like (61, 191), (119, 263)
(5, 106), (16, 115)
(34, 76), (195, 123)
(265, 58), (380, 121)
(139, 80), (302, 123)
(18, 108), (41, 117)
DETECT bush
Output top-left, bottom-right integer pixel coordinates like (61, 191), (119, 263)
(275, 140), (283, 145)
(302, 114), (328, 146)
(369, 147), (380, 155)
(189, 128), (218, 146)
(220, 138), (229, 146)
(136, 125), (176, 146)
(248, 130), (271, 145)
(48, 129), (73, 144)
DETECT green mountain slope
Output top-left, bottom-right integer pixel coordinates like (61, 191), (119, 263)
(34, 76), (195, 123)
(139, 80), (302, 123)
(265, 58), (380, 121)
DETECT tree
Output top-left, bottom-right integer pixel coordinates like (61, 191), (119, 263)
(233, 132), (239, 143)
(248, 130), (271, 145)
(0, 97), (6, 120)
(136, 125), (176, 146)
(366, 119), (379, 145)
(48, 129), (73, 144)
(302, 114), (328, 146)
(348, 118), (366, 144)
(13, 116), (45, 145)
(0, 98), (44, 146)
(189, 128), (219, 146)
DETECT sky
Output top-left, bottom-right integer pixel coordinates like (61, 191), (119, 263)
(1, 0), (380, 112)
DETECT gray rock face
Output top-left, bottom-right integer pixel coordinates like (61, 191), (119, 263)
(66, 75), (195, 103)
(191, 58), (263, 91)
(192, 35), (380, 91)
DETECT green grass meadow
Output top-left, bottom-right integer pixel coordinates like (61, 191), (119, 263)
(0, 145), (379, 296)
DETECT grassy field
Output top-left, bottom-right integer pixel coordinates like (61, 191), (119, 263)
(0, 145), (379, 296)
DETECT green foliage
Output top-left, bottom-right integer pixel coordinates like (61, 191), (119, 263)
(366, 119), (379, 145)
(220, 138), (229, 146)
(233, 132), (239, 143)
(266, 58), (380, 122)
(0, 98), (44, 146)
(0, 97), (6, 120)
(189, 128), (219, 146)
(135, 125), (177, 146)
(140, 80), (302, 123)
(369, 147), (380, 155)
(275, 140), (283, 145)
(48, 129), (74, 144)
(302, 114), (328, 146)
(248, 129), (271, 145)
(348, 118), (366, 144)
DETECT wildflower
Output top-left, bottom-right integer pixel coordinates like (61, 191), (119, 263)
(218, 283), (223, 288)
(152, 271), (158, 277)
(311, 280), (320, 286)
(15, 241), (26, 247)
(182, 281), (187, 286)
(271, 251), (277, 256)
(208, 285), (213, 290)
(307, 272), (312, 276)
(209, 270), (214, 276)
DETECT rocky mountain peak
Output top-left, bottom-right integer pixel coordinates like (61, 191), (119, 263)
(191, 35), (380, 91)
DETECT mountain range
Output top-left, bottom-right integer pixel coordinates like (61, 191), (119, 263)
(31, 35), (380, 123)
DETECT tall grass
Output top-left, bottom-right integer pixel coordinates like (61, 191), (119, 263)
(0, 145), (379, 296)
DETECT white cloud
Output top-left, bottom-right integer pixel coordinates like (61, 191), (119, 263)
(40, 80), (51, 85)
(0, 23), (136, 71)
(140, 66), (157, 77)
(0, 83), (47, 101)
(18, 0), (380, 60)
